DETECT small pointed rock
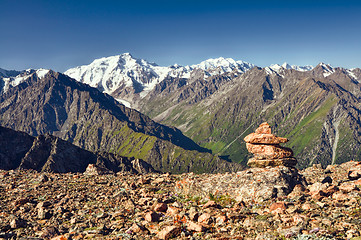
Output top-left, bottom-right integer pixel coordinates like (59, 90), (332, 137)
(255, 122), (272, 134)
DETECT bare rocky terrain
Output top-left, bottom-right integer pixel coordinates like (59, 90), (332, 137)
(1, 161), (361, 240)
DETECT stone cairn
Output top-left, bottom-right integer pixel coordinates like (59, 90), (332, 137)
(244, 122), (297, 167)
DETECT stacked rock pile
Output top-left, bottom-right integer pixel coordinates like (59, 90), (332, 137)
(244, 122), (297, 167)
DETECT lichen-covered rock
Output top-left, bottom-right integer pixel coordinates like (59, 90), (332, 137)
(175, 166), (306, 203)
(244, 133), (288, 144)
(247, 157), (297, 168)
(246, 143), (293, 159)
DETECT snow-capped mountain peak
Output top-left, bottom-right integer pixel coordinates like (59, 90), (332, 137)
(64, 54), (255, 104)
(281, 62), (292, 69)
(267, 62), (314, 75)
(64, 54), (160, 94)
(191, 57), (254, 74)
(318, 62), (335, 77)
(292, 65), (314, 72)
(0, 68), (50, 93)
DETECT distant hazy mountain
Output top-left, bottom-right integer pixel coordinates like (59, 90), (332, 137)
(0, 68), (21, 78)
(0, 70), (240, 173)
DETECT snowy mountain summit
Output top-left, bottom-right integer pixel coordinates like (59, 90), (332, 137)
(0, 69), (49, 94)
(191, 57), (254, 74)
(266, 62), (313, 74)
(64, 53), (255, 107)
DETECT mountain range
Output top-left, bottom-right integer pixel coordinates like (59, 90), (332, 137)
(65, 54), (361, 168)
(1, 53), (361, 170)
(63, 53), (255, 109)
(0, 70), (240, 173)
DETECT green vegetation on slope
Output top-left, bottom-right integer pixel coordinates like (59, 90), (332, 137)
(286, 95), (337, 156)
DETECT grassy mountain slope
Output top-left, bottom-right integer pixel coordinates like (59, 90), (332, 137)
(139, 66), (361, 168)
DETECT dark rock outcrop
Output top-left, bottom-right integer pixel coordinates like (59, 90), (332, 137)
(0, 126), (34, 170)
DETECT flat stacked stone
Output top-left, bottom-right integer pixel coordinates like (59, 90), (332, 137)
(244, 122), (297, 167)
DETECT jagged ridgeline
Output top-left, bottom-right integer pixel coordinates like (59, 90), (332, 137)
(0, 71), (241, 173)
(137, 65), (361, 168)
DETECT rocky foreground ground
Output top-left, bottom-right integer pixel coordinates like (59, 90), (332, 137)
(1, 161), (361, 240)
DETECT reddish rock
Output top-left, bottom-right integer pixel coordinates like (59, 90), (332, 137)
(288, 184), (307, 198)
(189, 209), (199, 221)
(348, 164), (361, 180)
(339, 182), (358, 192)
(324, 185), (339, 195)
(50, 236), (68, 240)
(166, 206), (180, 215)
(301, 203), (312, 211)
(157, 226), (181, 240)
(83, 164), (112, 175)
(244, 122), (297, 168)
(246, 143), (293, 159)
(154, 202), (168, 212)
(198, 213), (212, 225)
(129, 222), (147, 233)
(255, 122), (272, 134)
(203, 200), (219, 209)
(310, 190), (327, 201)
(332, 192), (349, 201)
(269, 202), (286, 214)
(145, 211), (160, 222)
(308, 182), (327, 192)
(244, 133), (288, 144)
(187, 221), (206, 232)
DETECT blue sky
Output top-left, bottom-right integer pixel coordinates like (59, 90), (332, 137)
(1, 0), (361, 72)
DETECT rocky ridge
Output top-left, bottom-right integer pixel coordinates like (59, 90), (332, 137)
(0, 161), (360, 239)
(0, 125), (156, 174)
